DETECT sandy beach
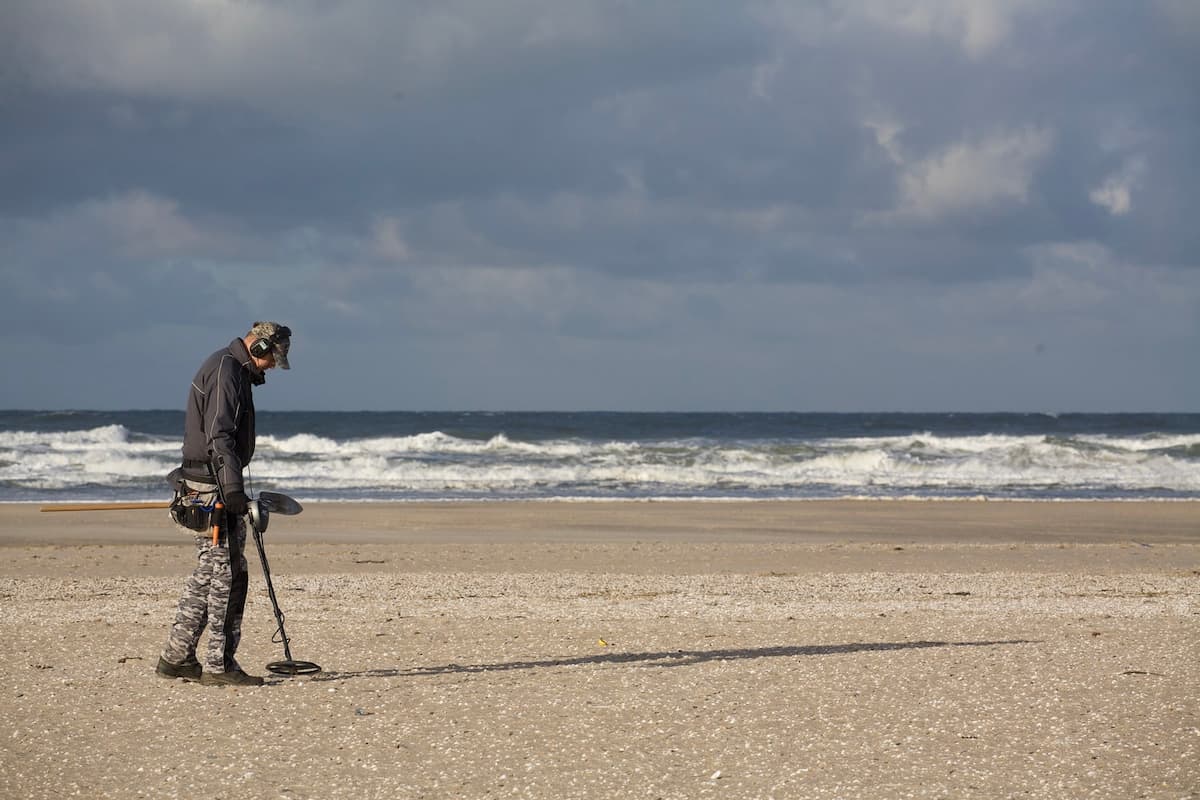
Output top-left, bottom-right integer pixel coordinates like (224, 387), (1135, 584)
(1, 500), (1197, 799)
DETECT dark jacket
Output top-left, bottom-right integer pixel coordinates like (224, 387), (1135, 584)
(180, 338), (265, 495)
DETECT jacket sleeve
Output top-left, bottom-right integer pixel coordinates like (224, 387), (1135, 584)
(206, 353), (247, 497)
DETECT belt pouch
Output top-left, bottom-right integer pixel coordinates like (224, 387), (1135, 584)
(169, 490), (216, 532)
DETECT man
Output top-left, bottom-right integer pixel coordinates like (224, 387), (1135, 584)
(156, 321), (292, 687)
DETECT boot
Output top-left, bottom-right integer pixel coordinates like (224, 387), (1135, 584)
(156, 656), (202, 681)
(199, 669), (265, 687)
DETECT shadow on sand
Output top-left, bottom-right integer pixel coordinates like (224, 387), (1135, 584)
(303, 639), (1037, 683)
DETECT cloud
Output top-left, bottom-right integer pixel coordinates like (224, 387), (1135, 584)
(0, 189), (328, 342)
(76, 191), (210, 258)
(849, 0), (1041, 58)
(3, 1), (405, 107)
(1, 1), (760, 120)
(887, 127), (1054, 222)
(1153, 0), (1200, 41)
(1089, 155), (1147, 216)
(762, 0), (1047, 58)
(2, 190), (247, 272)
(1, 1), (1197, 410)
(369, 216), (412, 264)
(1021, 240), (1200, 340)
(1089, 180), (1131, 217)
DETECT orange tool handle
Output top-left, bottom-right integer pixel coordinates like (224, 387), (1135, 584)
(40, 502), (171, 512)
(211, 501), (224, 546)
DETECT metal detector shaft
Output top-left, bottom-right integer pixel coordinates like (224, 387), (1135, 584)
(249, 525), (321, 675)
(250, 526), (296, 662)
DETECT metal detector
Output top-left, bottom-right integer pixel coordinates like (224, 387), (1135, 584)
(40, 474), (322, 677)
(246, 491), (322, 676)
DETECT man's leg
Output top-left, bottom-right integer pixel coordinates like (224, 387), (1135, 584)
(203, 520), (250, 674)
(159, 536), (213, 676)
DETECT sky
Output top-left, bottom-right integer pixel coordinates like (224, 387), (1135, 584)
(2, 1), (1198, 412)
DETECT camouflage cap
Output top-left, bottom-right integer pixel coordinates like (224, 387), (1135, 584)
(248, 321), (292, 370)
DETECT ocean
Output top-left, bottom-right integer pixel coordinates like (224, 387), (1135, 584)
(2, 410), (1198, 504)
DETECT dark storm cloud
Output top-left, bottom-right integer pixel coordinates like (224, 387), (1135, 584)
(1, 1), (1197, 410)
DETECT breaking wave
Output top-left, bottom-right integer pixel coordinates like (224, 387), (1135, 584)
(2, 414), (1198, 502)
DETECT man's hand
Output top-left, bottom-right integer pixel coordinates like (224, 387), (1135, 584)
(224, 490), (250, 516)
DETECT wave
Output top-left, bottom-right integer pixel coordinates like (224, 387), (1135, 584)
(3, 424), (1198, 502)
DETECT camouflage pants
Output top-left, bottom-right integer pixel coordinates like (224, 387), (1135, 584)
(161, 485), (250, 674)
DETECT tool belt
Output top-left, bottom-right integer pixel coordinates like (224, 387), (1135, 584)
(168, 472), (220, 533)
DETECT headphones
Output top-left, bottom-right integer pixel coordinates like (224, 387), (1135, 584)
(250, 325), (291, 359)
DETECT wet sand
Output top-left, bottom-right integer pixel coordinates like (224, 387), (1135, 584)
(1, 501), (1197, 799)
